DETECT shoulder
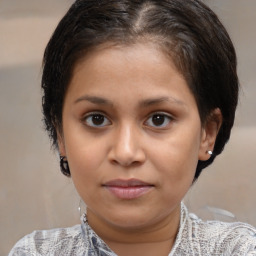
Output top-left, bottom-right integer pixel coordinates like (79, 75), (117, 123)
(8, 224), (86, 256)
(189, 213), (256, 255)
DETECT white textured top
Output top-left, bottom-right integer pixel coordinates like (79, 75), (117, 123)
(9, 203), (256, 255)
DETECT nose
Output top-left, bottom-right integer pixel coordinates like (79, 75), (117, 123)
(108, 124), (146, 167)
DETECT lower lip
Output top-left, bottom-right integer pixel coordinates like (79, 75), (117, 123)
(104, 186), (153, 200)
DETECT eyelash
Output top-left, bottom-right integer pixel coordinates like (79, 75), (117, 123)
(82, 112), (173, 129)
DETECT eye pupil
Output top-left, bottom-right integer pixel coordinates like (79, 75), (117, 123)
(92, 114), (104, 125)
(152, 115), (165, 126)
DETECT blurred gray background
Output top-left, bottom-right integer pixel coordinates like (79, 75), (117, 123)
(0, 0), (255, 255)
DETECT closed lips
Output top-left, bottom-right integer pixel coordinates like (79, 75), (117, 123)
(103, 179), (154, 199)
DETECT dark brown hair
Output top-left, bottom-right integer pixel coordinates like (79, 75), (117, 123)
(42, 0), (239, 179)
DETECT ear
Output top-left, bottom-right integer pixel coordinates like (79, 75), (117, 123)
(57, 131), (66, 157)
(198, 108), (222, 161)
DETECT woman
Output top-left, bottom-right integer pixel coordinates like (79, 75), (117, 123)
(9, 0), (256, 255)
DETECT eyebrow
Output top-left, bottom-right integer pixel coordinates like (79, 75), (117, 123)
(139, 96), (185, 107)
(74, 95), (185, 107)
(74, 95), (113, 106)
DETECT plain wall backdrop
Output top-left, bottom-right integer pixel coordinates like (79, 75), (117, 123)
(0, 0), (255, 255)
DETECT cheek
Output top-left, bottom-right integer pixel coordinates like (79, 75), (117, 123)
(64, 120), (103, 162)
(149, 126), (201, 186)
(65, 139), (105, 203)
(63, 127), (107, 185)
(67, 142), (105, 176)
(152, 147), (196, 207)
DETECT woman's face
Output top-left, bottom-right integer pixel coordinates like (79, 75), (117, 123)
(59, 43), (214, 231)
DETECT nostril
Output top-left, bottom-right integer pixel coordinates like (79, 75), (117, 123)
(109, 151), (146, 167)
(110, 158), (143, 168)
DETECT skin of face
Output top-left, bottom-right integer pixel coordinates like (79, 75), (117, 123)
(58, 43), (220, 250)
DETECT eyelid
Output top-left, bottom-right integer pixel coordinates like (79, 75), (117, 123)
(147, 111), (174, 120)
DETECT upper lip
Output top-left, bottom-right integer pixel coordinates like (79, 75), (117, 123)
(103, 178), (153, 187)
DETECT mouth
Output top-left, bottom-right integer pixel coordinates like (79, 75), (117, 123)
(103, 179), (154, 200)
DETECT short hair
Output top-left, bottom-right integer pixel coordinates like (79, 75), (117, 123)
(42, 0), (239, 179)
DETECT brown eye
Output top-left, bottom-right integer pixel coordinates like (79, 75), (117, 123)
(152, 114), (166, 126)
(91, 114), (105, 125)
(84, 113), (111, 127)
(145, 113), (172, 128)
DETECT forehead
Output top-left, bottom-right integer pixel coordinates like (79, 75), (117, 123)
(72, 42), (182, 86)
(66, 43), (196, 109)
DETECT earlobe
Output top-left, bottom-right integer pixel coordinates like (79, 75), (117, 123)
(198, 108), (222, 161)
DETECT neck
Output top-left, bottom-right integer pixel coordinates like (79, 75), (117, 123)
(86, 206), (181, 256)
